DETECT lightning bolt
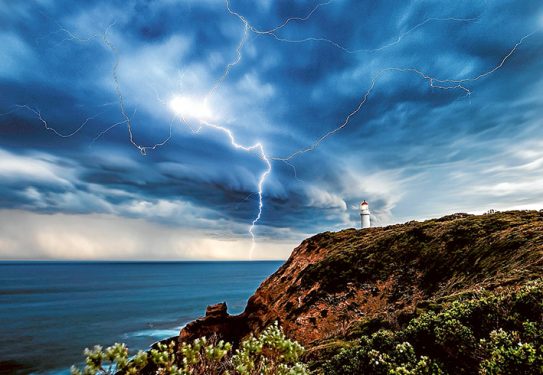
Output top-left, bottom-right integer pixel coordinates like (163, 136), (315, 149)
(205, 23), (249, 103)
(35, 10), (100, 46)
(264, 17), (479, 54)
(7, 1), (539, 259)
(3, 22), (129, 147)
(225, 0), (478, 54)
(220, 1), (484, 190)
(272, 30), (537, 162)
(7, 4), (314, 259)
(221, 0), (531, 202)
(101, 23), (175, 155)
(198, 120), (271, 257)
(0, 104), (101, 138)
(225, 0), (333, 36)
(165, 0), (335, 257)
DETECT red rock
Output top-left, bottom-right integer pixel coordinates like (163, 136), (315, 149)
(179, 210), (543, 349)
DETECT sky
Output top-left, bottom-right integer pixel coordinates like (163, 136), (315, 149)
(0, 0), (542, 260)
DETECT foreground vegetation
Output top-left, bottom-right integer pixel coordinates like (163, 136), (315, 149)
(319, 279), (543, 374)
(71, 322), (308, 375)
(73, 279), (542, 374)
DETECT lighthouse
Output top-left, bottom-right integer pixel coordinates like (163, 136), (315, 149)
(360, 200), (370, 229)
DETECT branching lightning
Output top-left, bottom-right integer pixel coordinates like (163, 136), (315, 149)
(90, 119), (129, 145)
(225, 0), (478, 54)
(273, 31), (537, 162)
(3, 22), (138, 147)
(0, 104), (101, 138)
(199, 120), (271, 256)
(101, 23), (174, 155)
(9, 0), (538, 258)
(222, 0), (536, 230)
(264, 17), (480, 54)
(205, 23), (249, 103)
(225, 0), (333, 36)
(36, 10), (101, 46)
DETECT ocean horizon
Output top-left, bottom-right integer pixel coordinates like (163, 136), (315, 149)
(0, 260), (282, 374)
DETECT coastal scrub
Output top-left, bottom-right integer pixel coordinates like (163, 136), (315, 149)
(71, 322), (308, 375)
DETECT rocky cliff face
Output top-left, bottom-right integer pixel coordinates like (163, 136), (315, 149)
(179, 210), (543, 348)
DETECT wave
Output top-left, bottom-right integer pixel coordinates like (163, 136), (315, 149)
(123, 327), (183, 339)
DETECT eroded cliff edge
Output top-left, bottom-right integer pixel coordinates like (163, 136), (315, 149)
(179, 210), (543, 349)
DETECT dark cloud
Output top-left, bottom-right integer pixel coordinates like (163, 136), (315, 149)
(1, 0), (543, 258)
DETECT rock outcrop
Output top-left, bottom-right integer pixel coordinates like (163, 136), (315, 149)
(179, 210), (543, 348)
(180, 302), (251, 344)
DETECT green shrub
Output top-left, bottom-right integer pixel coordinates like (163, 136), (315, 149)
(232, 321), (306, 375)
(72, 322), (308, 375)
(70, 343), (147, 375)
(323, 280), (543, 375)
(322, 333), (444, 375)
(480, 327), (542, 375)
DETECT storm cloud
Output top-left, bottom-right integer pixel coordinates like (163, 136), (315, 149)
(1, 0), (542, 259)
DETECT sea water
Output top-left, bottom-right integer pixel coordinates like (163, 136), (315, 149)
(0, 261), (282, 374)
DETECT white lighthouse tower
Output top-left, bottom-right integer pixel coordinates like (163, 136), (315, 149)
(360, 200), (371, 229)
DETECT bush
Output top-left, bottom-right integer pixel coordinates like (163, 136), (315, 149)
(323, 280), (543, 375)
(72, 322), (308, 375)
(70, 343), (147, 375)
(480, 327), (542, 375)
(322, 333), (444, 375)
(232, 321), (306, 375)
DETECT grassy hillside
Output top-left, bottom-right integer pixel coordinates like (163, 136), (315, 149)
(300, 211), (541, 304)
(315, 278), (543, 374)
(227, 210), (542, 350)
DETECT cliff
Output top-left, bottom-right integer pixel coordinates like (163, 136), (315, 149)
(179, 210), (543, 352)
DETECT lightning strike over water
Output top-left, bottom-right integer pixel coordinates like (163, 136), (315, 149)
(93, 0), (334, 255)
(199, 120), (272, 258)
(17, 1), (485, 254)
(4, 0), (541, 260)
(148, 0), (337, 256)
(176, 0), (342, 255)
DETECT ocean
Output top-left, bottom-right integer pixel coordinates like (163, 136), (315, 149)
(0, 261), (282, 374)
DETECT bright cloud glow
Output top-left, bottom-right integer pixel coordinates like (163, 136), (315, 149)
(169, 96), (213, 120)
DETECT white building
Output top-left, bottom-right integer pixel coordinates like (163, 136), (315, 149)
(360, 200), (371, 229)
